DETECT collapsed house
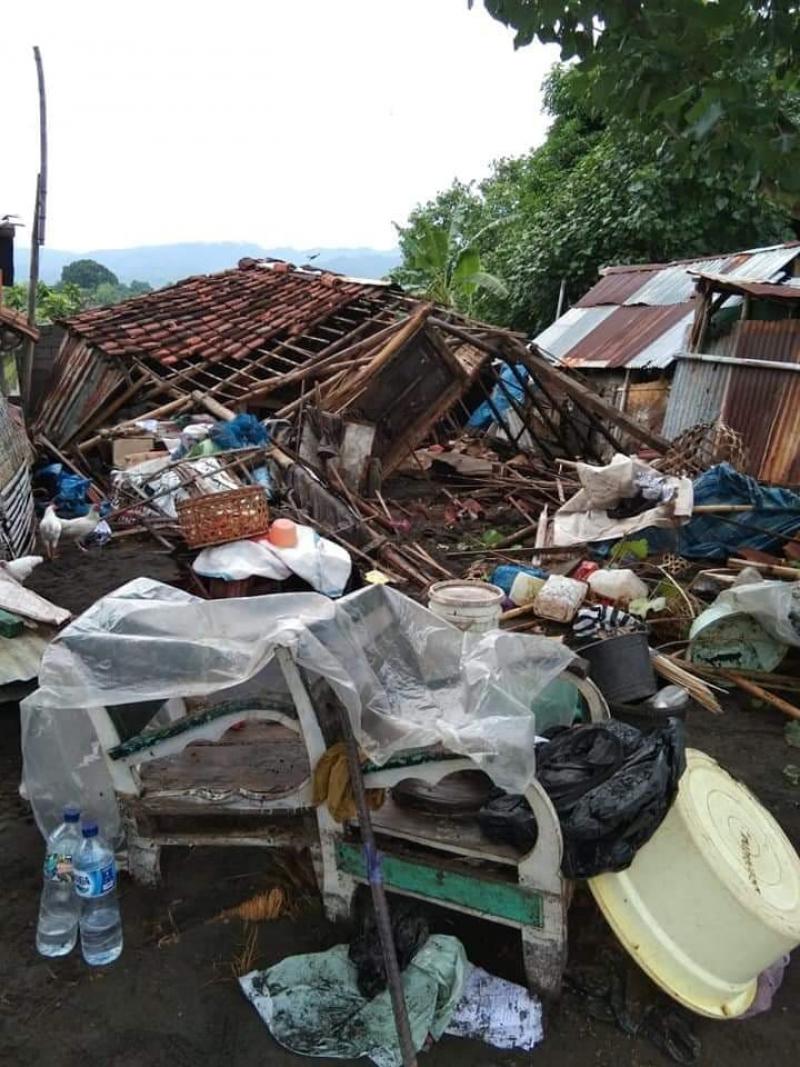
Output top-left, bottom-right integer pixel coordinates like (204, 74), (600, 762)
(33, 258), (664, 482)
(534, 241), (800, 479)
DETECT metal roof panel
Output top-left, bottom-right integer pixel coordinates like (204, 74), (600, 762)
(532, 306), (616, 360)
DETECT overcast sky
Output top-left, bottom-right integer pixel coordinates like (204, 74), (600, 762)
(5, 1), (555, 252)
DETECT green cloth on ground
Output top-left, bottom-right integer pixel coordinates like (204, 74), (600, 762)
(239, 934), (468, 1067)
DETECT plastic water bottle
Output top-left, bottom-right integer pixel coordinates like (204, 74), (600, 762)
(36, 804), (82, 957)
(74, 821), (123, 966)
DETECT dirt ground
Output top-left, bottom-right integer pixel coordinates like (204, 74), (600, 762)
(1, 542), (799, 1066)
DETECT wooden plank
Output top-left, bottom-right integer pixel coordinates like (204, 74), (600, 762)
(366, 796), (520, 866)
(138, 721), (310, 794)
(336, 840), (543, 926)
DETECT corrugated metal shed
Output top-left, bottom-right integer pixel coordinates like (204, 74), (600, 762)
(666, 320), (800, 482)
(661, 359), (731, 439)
(533, 306), (615, 360)
(536, 240), (800, 370)
(560, 304), (689, 369)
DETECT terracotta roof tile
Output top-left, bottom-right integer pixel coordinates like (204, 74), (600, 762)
(62, 261), (395, 366)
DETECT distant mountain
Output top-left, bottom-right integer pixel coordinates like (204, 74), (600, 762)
(14, 242), (402, 288)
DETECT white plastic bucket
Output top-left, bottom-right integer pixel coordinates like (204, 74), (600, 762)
(589, 749), (800, 1018)
(427, 580), (504, 633)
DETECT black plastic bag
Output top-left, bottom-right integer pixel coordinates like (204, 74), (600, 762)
(348, 886), (429, 999)
(536, 718), (686, 878)
(478, 788), (538, 851)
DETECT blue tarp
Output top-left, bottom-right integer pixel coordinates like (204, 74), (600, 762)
(604, 464), (800, 560)
(210, 413), (269, 451)
(467, 362), (532, 430)
(36, 463), (91, 518)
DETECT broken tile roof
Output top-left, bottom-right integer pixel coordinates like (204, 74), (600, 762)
(62, 259), (398, 366)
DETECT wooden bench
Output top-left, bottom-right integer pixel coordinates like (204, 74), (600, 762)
(90, 614), (607, 999)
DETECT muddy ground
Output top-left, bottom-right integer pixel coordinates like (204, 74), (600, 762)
(1, 542), (798, 1066)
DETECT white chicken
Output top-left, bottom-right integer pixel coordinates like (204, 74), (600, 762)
(39, 505), (62, 560)
(58, 504), (103, 552)
(0, 555), (44, 583)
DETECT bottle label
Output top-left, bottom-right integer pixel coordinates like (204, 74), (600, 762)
(43, 852), (74, 884)
(74, 861), (116, 898)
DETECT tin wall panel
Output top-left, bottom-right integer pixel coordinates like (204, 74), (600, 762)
(661, 359), (730, 440)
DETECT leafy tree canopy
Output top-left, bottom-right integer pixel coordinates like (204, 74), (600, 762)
(394, 65), (792, 334)
(3, 281), (85, 323)
(61, 258), (119, 289)
(473, 0), (800, 216)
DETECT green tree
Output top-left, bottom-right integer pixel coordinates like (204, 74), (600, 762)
(127, 280), (152, 297)
(473, 1), (800, 218)
(2, 281), (85, 323)
(61, 258), (119, 289)
(394, 65), (792, 335)
(391, 210), (508, 312)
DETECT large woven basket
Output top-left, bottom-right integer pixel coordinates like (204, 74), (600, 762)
(177, 486), (270, 548)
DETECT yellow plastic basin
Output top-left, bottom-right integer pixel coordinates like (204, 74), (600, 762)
(589, 749), (800, 1018)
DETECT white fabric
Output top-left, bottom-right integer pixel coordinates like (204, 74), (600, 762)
(553, 453), (693, 547)
(192, 525), (352, 597)
(20, 579), (575, 842)
(111, 456), (240, 519)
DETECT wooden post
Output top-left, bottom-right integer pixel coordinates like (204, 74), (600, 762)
(22, 46), (47, 413)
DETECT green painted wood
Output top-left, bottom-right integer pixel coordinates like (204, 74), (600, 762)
(362, 748), (462, 774)
(336, 841), (542, 927)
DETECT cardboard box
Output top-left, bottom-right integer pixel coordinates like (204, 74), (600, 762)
(121, 449), (168, 470)
(111, 436), (155, 467)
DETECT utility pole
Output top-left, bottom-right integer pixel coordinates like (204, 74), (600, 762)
(22, 46), (47, 412)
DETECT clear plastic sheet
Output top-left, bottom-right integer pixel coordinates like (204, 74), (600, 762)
(21, 578), (574, 841)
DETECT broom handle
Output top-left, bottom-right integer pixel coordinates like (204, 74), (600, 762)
(336, 704), (418, 1067)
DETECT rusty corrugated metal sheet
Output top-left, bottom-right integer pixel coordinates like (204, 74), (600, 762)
(694, 273), (800, 302)
(534, 306), (616, 359)
(561, 304), (689, 368)
(574, 270), (659, 307)
(662, 358), (731, 440)
(624, 259), (731, 306)
(725, 244), (800, 281)
(721, 320), (800, 484)
(627, 311), (694, 368)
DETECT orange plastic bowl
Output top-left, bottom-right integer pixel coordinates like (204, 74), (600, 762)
(268, 518), (298, 548)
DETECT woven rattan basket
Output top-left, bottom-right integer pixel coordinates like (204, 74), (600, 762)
(177, 486), (270, 548)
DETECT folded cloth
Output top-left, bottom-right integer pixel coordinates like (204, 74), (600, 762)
(312, 741), (385, 822)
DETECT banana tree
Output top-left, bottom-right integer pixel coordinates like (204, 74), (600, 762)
(396, 215), (508, 312)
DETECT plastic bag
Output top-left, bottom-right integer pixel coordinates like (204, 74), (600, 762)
(588, 569), (648, 605)
(478, 789), (538, 851)
(349, 887), (429, 998)
(21, 579), (576, 841)
(536, 719), (686, 878)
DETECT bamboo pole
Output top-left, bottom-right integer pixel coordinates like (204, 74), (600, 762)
(78, 394), (194, 453)
(721, 671), (800, 721)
